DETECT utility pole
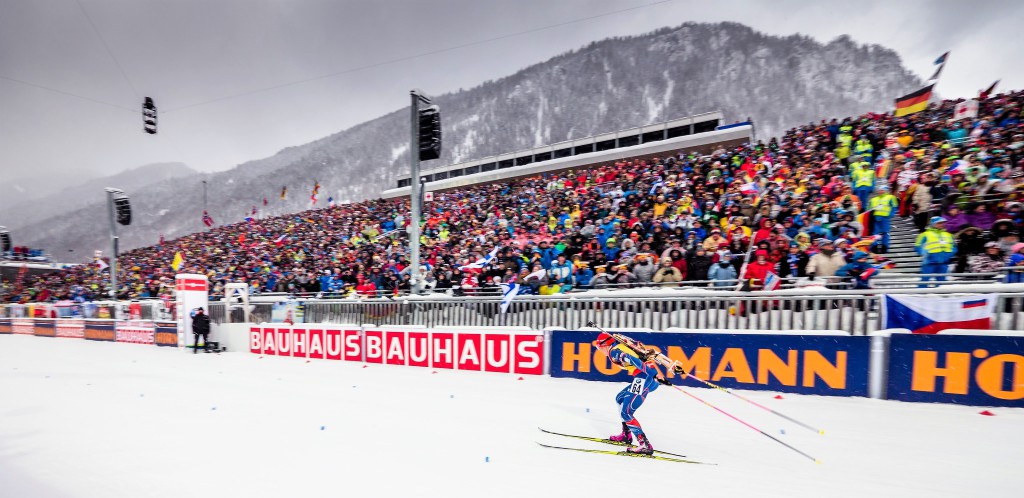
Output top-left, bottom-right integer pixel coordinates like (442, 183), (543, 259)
(104, 188), (121, 300)
(409, 90), (425, 294)
(409, 89), (442, 294)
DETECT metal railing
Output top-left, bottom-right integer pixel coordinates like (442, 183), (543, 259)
(203, 283), (1024, 336)
(212, 269), (1015, 301)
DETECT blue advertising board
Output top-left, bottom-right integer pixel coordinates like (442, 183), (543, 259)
(887, 333), (1024, 407)
(550, 330), (870, 397)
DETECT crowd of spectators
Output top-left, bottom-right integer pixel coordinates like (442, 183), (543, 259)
(3, 90), (1024, 303)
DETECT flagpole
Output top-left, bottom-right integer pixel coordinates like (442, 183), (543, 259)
(735, 187), (766, 290)
(202, 180), (208, 231)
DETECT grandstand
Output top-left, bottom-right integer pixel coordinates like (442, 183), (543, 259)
(2, 90), (1023, 307)
(383, 111), (747, 196)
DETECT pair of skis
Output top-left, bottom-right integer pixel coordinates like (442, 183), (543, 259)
(537, 428), (713, 465)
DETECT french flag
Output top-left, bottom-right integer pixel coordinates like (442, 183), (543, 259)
(882, 294), (996, 334)
(273, 234), (288, 247)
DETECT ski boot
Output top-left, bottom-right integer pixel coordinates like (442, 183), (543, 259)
(626, 433), (654, 455)
(608, 422), (633, 445)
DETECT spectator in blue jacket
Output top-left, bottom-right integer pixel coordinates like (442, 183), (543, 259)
(708, 253), (738, 287)
(837, 251), (876, 290)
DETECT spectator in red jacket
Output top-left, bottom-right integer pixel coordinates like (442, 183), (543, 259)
(742, 249), (777, 290)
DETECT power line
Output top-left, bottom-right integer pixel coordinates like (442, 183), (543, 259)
(75, 0), (141, 100)
(0, 74), (136, 112)
(164, 0), (675, 113)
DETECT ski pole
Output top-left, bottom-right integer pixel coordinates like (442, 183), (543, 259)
(669, 384), (821, 464)
(680, 373), (825, 435)
(586, 321), (824, 435)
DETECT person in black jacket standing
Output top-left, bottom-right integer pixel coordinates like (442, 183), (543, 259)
(192, 308), (211, 354)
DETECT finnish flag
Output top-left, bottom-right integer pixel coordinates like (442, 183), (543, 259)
(499, 282), (521, 314)
(459, 246), (501, 270)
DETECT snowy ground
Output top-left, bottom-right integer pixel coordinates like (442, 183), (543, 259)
(1, 335), (1021, 498)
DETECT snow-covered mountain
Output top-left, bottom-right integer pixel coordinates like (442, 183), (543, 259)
(8, 22), (922, 260)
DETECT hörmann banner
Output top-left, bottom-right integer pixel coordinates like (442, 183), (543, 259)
(84, 320), (116, 342)
(0, 318), (10, 334)
(887, 333), (1024, 407)
(550, 330), (870, 397)
(33, 319), (56, 337)
(249, 325), (545, 375)
(154, 321), (179, 347)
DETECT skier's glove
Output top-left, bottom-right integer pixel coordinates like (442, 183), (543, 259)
(656, 376), (671, 386)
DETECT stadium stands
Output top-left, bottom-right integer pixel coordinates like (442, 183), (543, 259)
(2, 91), (1023, 303)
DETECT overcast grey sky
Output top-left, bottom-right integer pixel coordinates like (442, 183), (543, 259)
(1, 0), (1022, 181)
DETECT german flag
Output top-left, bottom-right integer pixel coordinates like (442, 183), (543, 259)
(894, 84), (934, 117)
(857, 210), (872, 237)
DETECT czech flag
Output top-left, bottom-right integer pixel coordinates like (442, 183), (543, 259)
(894, 84), (934, 117)
(739, 182), (759, 196)
(881, 294), (996, 334)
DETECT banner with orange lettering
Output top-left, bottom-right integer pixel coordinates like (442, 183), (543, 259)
(549, 330), (870, 397)
(887, 333), (1024, 407)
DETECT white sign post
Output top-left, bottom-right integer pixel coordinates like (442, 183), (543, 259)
(175, 273), (209, 351)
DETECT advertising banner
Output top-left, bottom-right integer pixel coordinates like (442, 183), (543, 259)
(249, 325), (545, 375)
(32, 319), (56, 337)
(55, 319), (86, 339)
(887, 333), (1024, 407)
(154, 321), (179, 347)
(550, 330), (870, 397)
(115, 320), (156, 345)
(84, 320), (116, 342)
(0, 318), (10, 334)
(12, 318), (34, 335)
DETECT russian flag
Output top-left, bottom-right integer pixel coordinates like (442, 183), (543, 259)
(881, 294), (996, 334)
(947, 159), (969, 176)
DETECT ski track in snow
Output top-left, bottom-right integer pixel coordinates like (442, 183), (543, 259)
(0, 335), (1020, 498)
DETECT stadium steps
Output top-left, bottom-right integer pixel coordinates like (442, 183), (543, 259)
(883, 217), (923, 275)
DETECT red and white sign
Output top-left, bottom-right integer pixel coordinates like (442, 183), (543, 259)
(250, 325), (544, 375)
(116, 320), (156, 344)
(175, 279), (208, 292)
(953, 99), (978, 121)
(175, 273), (209, 350)
(12, 318), (34, 335)
(56, 319), (86, 338)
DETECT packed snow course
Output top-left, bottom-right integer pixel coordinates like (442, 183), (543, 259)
(1, 335), (1020, 498)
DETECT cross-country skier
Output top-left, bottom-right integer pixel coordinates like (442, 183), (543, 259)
(592, 332), (676, 455)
